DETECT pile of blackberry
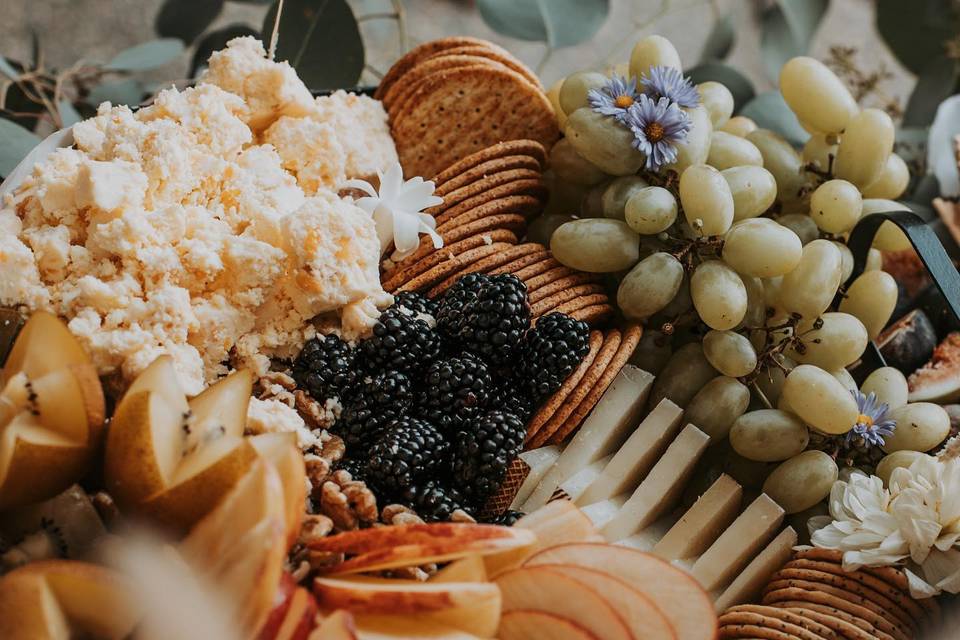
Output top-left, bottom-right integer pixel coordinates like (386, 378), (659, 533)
(291, 274), (591, 523)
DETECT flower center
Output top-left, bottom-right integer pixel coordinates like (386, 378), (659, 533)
(614, 94), (635, 108)
(857, 414), (874, 428)
(645, 122), (665, 142)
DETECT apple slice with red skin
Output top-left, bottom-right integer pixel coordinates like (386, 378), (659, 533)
(524, 543), (717, 640)
(312, 610), (358, 640)
(258, 574), (318, 640)
(499, 610), (600, 640)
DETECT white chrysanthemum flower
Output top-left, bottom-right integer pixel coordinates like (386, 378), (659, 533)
(344, 163), (443, 261)
(809, 455), (960, 598)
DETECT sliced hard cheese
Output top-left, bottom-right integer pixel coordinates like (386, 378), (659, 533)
(690, 493), (784, 592)
(577, 398), (684, 506)
(559, 455), (611, 503)
(523, 366), (654, 511)
(580, 495), (627, 528)
(510, 446), (561, 509)
(653, 474), (742, 562)
(618, 515), (675, 552)
(714, 526), (797, 610)
(601, 424), (710, 542)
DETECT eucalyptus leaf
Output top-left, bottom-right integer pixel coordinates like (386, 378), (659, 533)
(700, 14), (734, 62)
(190, 24), (260, 77)
(0, 57), (18, 80)
(0, 119), (43, 179)
(105, 39), (185, 71)
(57, 100), (82, 127)
(738, 91), (807, 147)
(476, 0), (610, 48)
(903, 56), (959, 128)
(263, 0), (364, 91)
(928, 94), (960, 196)
(760, 0), (828, 82)
(877, 0), (957, 75)
(88, 79), (145, 107)
(686, 61), (754, 112)
(156, 0), (225, 44)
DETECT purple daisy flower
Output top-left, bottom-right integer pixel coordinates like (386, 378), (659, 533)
(624, 94), (691, 171)
(588, 74), (641, 123)
(845, 390), (897, 448)
(641, 65), (700, 108)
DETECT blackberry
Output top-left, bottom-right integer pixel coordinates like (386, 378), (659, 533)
(359, 307), (441, 375)
(391, 291), (438, 317)
(335, 457), (367, 481)
(357, 370), (414, 410)
(489, 378), (536, 424)
(452, 410), (525, 503)
(486, 509), (525, 526)
(292, 334), (357, 402)
(417, 355), (493, 432)
(333, 405), (401, 455)
(398, 480), (469, 522)
(520, 312), (591, 402)
(365, 417), (450, 494)
(437, 274), (530, 366)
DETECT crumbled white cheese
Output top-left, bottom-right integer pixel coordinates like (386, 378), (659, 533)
(246, 396), (315, 450)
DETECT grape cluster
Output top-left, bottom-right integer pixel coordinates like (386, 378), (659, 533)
(537, 35), (950, 515)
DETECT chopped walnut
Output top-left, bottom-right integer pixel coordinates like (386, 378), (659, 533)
(380, 504), (423, 525)
(319, 433), (346, 465)
(295, 390), (341, 430)
(256, 371), (298, 408)
(320, 475), (378, 532)
(91, 491), (121, 528)
(307, 549), (345, 571)
(304, 454), (331, 496)
(450, 509), (478, 524)
(298, 514), (334, 545)
(383, 566), (432, 581)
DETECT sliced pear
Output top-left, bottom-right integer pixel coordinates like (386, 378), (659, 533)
(251, 432), (307, 549)
(499, 610), (599, 640)
(312, 610), (359, 640)
(354, 615), (482, 639)
(0, 560), (140, 640)
(183, 459), (288, 638)
(0, 312), (104, 509)
(105, 361), (259, 533)
(432, 556), (487, 583)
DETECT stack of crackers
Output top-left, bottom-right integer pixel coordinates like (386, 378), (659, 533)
(375, 37), (560, 179)
(719, 548), (940, 639)
(380, 140), (615, 326)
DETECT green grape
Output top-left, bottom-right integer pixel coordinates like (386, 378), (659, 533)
(629, 35), (682, 79)
(834, 108), (896, 188)
(601, 176), (649, 220)
(722, 218), (802, 278)
(775, 213), (819, 245)
(730, 409), (809, 462)
(630, 330), (673, 375)
(802, 134), (838, 172)
(566, 108), (646, 176)
(526, 213), (577, 246)
(551, 219), (639, 272)
(581, 179), (612, 217)
(777, 239), (842, 320)
(559, 71), (608, 115)
(658, 273), (692, 318)
(719, 116), (757, 137)
(685, 376), (751, 439)
(882, 403), (951, 453)
(862, 199), (912, 252)
(624, 186), (678, 234)
(698, 81), (735, 127)
(722, 166), (777, 221)
(779, 57), (858, 134)
(876, 451), (926, 485)
(790, 312), (869, 370)
(668, 106), (713, 173)
(679, 164), (734, 236)
(865, 248), (883, 271)
(834, 241), (854, 283)
(862, 153), (910, 200)
(617, 252), (684, 319)
(747, 129), (806, 204)
(691, 260), (747, 330)
(762, 450), (839, 514)
(754, 355), (795, 407)
(809, 179), (863, 234)
(549, 138), (608, 186)
(831, 366), (857, 392)
(703, 330), (758, 377)
(860, 367), (909, 410)
(707, 132), (764, 170)
(782, 364), (859, 434)
(649, 342), (718, 409)
(546, 79), (568, 132)
(740, 274), (767, 329)
(839, 270), (898, 340)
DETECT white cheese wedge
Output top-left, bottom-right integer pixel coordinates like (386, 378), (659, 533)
(560, 455), (612, 503)
(579, 494), (628, 528)
(690, 493), (785, 592)
(577, 398), (684, 506)
(601, 424), (710, 542)
(618, 515), (676, 552)
(522, 366), (654, 511)
(510, 446), (561, 509)
(714, 526), (797, 610)
(653, 474), (743, 562)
